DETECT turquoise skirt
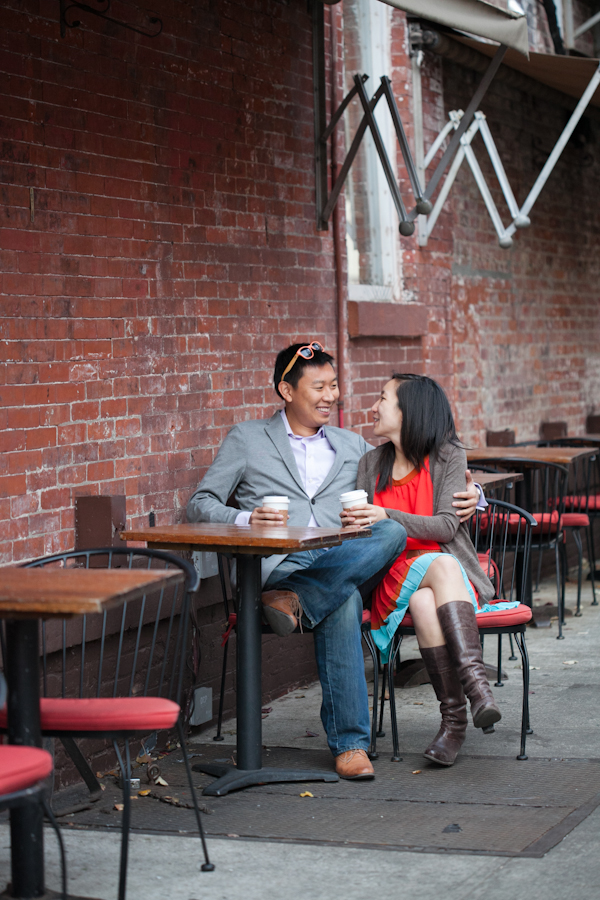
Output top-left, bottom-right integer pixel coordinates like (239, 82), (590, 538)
(371, 552), (520, 663)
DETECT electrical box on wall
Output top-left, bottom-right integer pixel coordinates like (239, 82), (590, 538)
(189, 687), (213, 727)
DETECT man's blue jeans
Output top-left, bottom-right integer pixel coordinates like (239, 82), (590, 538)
(264, 519), (407, 757)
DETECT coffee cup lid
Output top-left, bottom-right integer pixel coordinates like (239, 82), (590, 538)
(339, 490), (368, 502)
(262, 495), (289, 503)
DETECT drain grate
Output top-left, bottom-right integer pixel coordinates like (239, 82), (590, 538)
(60, 744), (600, 858)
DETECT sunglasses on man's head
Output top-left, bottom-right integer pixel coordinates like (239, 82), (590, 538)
(280, 341), (325, 382)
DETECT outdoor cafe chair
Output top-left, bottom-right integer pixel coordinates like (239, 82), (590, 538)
(469, 457), (569, 637)
(535, 438), (598, 614)
(0, 673), (67, 900)
(213, 554), (381, 756)
(370, 499), (536, 762)
(0, 547), (214, 900)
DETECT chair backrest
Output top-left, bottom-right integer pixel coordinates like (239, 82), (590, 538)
(470, 457), (568, 534)
(539, 421), (568, 440)
(470, 498), (536, 603)
(486, 429), (515, 447)
(535, 439), (599, 513)
(15, 548), (199, 711)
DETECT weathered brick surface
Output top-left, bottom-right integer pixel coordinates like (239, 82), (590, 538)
(3, 1), (600, 751)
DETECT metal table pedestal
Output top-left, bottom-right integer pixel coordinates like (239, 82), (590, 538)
(194, 554), (338, 796)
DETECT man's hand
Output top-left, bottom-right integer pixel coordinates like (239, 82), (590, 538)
(340, 503), (388, 529)
(452, 470), (480, 522)
(249, 506), (286, 525)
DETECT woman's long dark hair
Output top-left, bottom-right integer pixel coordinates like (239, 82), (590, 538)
(377, 374), (461, 490)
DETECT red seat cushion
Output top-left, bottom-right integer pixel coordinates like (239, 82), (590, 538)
(564, 495), (592, 511)
(399, 604), (532, 631)
(475, 603), (533, 628)
(227, 609), (372, 641)
(0, 697), (180, 733)
(0, 746), (53, 796)
(561, 512), (590, 528)
(399, 611), (415, 629)
(586, 494), (600, 511)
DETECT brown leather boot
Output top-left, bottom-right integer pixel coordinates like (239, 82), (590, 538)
(420, 645), (467, 766)
(437, 601), (501, 730)
(261, 590), (303, 636)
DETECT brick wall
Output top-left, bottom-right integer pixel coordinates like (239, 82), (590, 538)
(442, 60), (600, 445)
(3, 0), (600, 747)
(0, 0), (343, 563)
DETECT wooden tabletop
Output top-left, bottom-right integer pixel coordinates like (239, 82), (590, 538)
(121, 522), (371, 556)
(472, 471), (524, 490)
(571, 434), (600, 444)
(467, 445), (596, 466)
(0, 568), (184, 619)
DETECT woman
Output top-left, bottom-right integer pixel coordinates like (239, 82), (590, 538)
(341, 374), (516, 767)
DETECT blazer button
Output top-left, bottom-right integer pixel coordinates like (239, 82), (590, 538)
(311, 498), (316, 505)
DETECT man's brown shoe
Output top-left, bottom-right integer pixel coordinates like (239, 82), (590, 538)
(261, 590), (302, 636)
(335, 749), (375, 781)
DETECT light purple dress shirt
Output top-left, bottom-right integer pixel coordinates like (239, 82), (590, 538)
(234, 410), (336, 527)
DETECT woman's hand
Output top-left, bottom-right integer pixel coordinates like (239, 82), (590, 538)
(452, 470), (481, 522)
(249, 506), (285, 525)
(340, 503), (388, 529)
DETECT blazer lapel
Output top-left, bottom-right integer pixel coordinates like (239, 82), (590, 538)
(264, 412), (306, 495)
(313, 425), (346, 497)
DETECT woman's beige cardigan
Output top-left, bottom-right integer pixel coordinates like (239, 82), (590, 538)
(356, 442), (495, 604)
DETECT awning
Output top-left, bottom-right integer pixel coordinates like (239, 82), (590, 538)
(452, 35), (600, 108)
(378, 0), (529, 58)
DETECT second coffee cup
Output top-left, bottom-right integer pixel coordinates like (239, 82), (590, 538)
(339, 489), (368, 510)
(262, 495), (290, 524)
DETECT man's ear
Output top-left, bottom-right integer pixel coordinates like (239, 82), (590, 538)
(278, 381), (294, 403)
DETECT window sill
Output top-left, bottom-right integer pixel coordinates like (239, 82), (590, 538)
(347, 301), (427, 338)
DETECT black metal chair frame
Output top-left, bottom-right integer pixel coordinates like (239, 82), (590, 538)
(17, 547), (214, 899)
(470, 457), (569, 638)
(534, 438), (599, 614)
(369, 498), (536, 762)
(0, 673), (67, 900)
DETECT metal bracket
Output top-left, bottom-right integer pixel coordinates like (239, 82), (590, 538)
(317, 74), (429, 235)
(59, 0), (163, 39)
(421, 60), (600, 248)
(315, 44), (507, 237)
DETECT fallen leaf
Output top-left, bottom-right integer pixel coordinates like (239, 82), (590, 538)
(305, 730), (319, 737)
(114, 803), (124, 811)
(226, 833), (239, 838)
(563, 660), (578, 666)
(136, 753), (151, 765)
(100, 784), (106, 791)
(413, 702), (423, 705)
(154, 776), (169, 786)
(261, 707), (272, 714)
(412, 770), (421, 775)
(138, 789), (151, 797)
(299, 791), (313, 798)
(529, 666), (540, 670)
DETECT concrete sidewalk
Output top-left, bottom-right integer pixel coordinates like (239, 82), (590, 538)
(1, 575), (598, 900)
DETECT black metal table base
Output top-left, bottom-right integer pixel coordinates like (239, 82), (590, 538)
(194, 762), (339, 797)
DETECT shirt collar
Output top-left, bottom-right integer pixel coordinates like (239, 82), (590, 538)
(280, 409), (326, 441)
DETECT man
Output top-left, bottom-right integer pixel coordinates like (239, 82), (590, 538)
(187, 341), (480, 780)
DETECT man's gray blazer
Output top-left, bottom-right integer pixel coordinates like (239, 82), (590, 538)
(187, 411), (371, 583)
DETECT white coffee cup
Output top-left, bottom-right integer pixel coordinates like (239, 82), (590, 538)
(339, 489), (368, 510)
(262, 495), (290, 524)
